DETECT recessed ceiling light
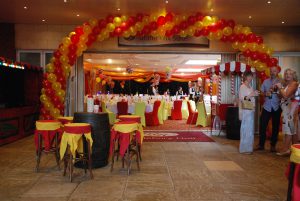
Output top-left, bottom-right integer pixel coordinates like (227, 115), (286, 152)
(122, 72), (126, 75)
(180, 72), (185, 75)
(248, 16), (252, 19)
(267, 1), (271, 4)
(24, 6), (28, 9)
(107, 59), (112, 64)
(165, 0), (169, 3)
(210, 8), (214, 12)
(116, 67), (121, 71)
(117, 8), (120, 11)
(76, 14), (80, 17)
(177, 68), (204, 73)
(42, 19), (46, 22)
(282, 21), (285, 24)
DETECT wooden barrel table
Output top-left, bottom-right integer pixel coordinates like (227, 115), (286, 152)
(73, 112), (110, 168)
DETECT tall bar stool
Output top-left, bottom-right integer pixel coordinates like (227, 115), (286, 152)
(35, 120), (62, 172)
(286, 144), (300, 201)
(60, 123), (93, 182)
(110, 121), (143, 175)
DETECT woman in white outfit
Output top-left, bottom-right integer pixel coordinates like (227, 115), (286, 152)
(275, 68), (298, 156)
(239, 71), (259, 154)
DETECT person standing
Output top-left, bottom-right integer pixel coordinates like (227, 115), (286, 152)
(188, 81), (195, 100)
(275, 68), (298, 155)
(239, 71), (259, 154)
(255, 66), (282, 152)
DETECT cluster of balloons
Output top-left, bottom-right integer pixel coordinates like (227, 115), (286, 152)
(40, 11), (278, 119)
(165, 66), (172, 80)
(150, 73), (160, 86)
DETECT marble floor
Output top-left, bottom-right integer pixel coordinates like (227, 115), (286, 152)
(0, 131), (290, 201)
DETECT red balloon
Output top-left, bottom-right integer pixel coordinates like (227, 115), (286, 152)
(228, 34), (237, 42)
(45, 88), (55, 97)
(127, 16), (136, 26)
(98, 19), (107, 29)
(208, 25), (218, 32)
(68, 44), (77, 54)
(277, 66), (281, 72)
(43, 80), (51, 89)
(106, 14), (114, 23)
(250, 51), (259, 60)
(57, 75), (65, 84)
(255, 36), (264, 44)
(238, 34), (246, 42)
(53, 50), (62, 59)
(54, 66), (63, 75)
(187, 16), (196, 25)
(220, 35), (229, 42)
(165, 12), (174, 22)
(70, 34), (80, 44)
(157, 16), (166, 26)
(246, 33), (256, 43)
(179, 21), (188, 30)
(195, 12), (204, 21)
(40, 107), (49, 115)
(165, 30), (173, 37)
(75, 26), (84, 35)
(120, 22), (129, 31)
(44, 114), (52, 120)
(267, 58), (278, 67)
(227, 19), (235, 28)
(141, 25), (151, 35)
(172, 25), (180, 34)
(194, 29), (202, 37)
(243, 49), (251, 57)
(150, 21), (158, 30)
(217, 19), (227, 29)
(258, 53), (270, 63)
(52, 96), (61, 105)
(136, 13), (144, 22)
(92, 26), (101, 35)
(201, 28), (209, 36)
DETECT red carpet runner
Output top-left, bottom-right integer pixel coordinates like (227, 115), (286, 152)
(143, 131), (214, 142)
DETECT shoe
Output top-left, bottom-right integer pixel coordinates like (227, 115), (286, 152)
(276, 150), (291, 156)
(240, 152), (253, 155)
(270, 146), (276, 153)
(254, 145), (264, 151)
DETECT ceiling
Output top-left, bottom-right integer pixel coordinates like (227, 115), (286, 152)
(83, 53), (221, 74)
(0, 0), (300, 26)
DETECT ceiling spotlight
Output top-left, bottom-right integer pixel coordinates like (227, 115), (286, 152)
(282, 21), (285, 24)
(117, 8), (120, 11)
(42, 19), (46, 22)
(210, 8), (214, 12)
(24, 6), (28, 9)
(76, 14), (80, 17)
(267, 1), (271, 4)
(64, 0), (67, 2)
(248, 16), (252, 19)
(165, 0), (169, 3)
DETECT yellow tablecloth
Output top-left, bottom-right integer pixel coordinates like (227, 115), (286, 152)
(59, 123), (93, 160)
(36, 120), (61, 131)
(112, 122), (144, 141)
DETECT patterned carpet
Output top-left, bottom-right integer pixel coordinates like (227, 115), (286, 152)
(145, 119), (210, 131)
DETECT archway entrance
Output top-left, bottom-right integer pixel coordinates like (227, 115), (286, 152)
(39, 12), (279, 119)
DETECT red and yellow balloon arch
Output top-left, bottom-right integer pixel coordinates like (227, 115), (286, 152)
(40, 12), (279, 120)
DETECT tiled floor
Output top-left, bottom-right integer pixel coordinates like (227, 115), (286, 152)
(0, 131), (290, 201)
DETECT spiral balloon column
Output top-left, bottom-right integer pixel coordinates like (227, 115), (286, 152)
(40, 12), (279, 119)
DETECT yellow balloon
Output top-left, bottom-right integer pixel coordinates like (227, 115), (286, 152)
(233, 24), (243, 34)
(89, 18), (98, 27)
(222, 26), (232, 36)
(238, 42), (248, 52)
(46, 63), (55, 73)
(203, 16), (213, 26)
(142, 16), (150, 24)
(135, 22), (144, 31)
(113, 17), (122, 26)
(187, 26), (195, 36)
(102, 80), (106, 86)
(179, 30), (187, 38)
(56, 89), (66, 98)
(44, 101), (53, 111)
(52, 82), (62, 90)
(211, 16), (219, 23)
(266, 47), (274, 56)
(265, 68), (270, 77)
(69, 31), (76, 38)
(151, 30), (159, 37)
(106, 23), (115, 32)
(59, 45), (69, 55)
(241, 26), (252, 35)
(96, 77), (101, 83)
(258, 44), (267, 53)
(181, 14), (187, 21)
(256, 62), (267, 72)
(121, 15), (128, 22)
(50, 57), (56, 63)
(83, 25), (92, 34)
(174, 15), (181, 24)
(41, 88), (46, 95)
(79, 35), (88, 43)
(129, 27), (137, 36)
(47, 73), (57, 83)
(97, 34), (105, 41)
(51, 108), (60, 118)
(102, 30), (109, 38)
(195, 21), (203, 29)
(40, 94), (48, 103)
(207, 32), (215, 40)
(158, 27), (166, 36)
(150, 13), (158, 21)
(60, 55), (69, 64)
(123, 30), (131, 38)
(232, 41), (239, 49)
(248, 43), (258, 52)
(215, 30), (223, 40)
(62, 37), (71, 46)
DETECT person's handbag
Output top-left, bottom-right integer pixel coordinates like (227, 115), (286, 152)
(242, 99), (254, 110)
